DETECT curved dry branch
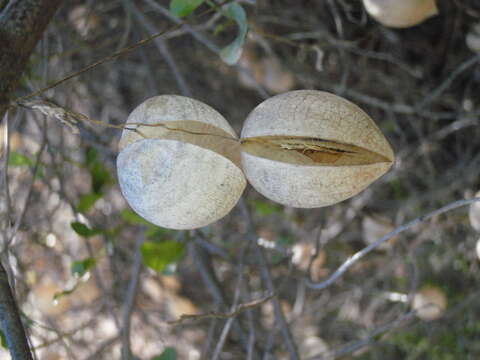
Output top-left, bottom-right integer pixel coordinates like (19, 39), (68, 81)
(306, 197), (480, 291)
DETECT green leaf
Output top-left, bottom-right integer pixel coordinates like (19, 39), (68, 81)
(121, 209), (153, 226)
(213, 22), (230, 36)
(276, 235), (294, 247)
(90, 161), (112, 194)
(0, 329), (7, 349)
(8, 151), (44, 178)
(71, 222), (102, 237)
(152, 347), (177, 360)
(85, 147), (98, 167)
(271, 253), (285, 265)
(8, 151), (32, 166)
(120, 210), (173, 240)
(53, 285), (78, 301)
(84, 147), (112, 194)
(76, 192), (103, 213)
(253, 200), (282, 216)
(389, 179), (408, 200)
(145, 226), (172, 240)
(34, 166), (44, 178)
(141, 240), (185, 273)
(71, 257), (96, 277)
(220, 3), (248, 65)
(170, 0), (204, 17)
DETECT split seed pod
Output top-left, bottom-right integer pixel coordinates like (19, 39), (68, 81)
(362, 0), (438, 28)
(240, 90), (394, 208)
(117, 95), (246, 230)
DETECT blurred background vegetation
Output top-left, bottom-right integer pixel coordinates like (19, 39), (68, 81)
(1, 0), (480, 359)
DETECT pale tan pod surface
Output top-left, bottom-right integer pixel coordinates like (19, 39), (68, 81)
(362, 0), (438, 28)
(118, 139), (245, 229)
(241, 91), (393, 160)
(240, 90), (394, 208)
(117, 95), (246, 230)
(241, 152), (390, 207)
(412, 286), (447, 321)
(119, 95), (237, 150)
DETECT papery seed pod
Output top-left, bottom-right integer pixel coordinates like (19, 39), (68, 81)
(362, 0), (438, 28)
(240, 90), (394, 208)
(117, 95), (246, 230)
(412, 285), (447, 321)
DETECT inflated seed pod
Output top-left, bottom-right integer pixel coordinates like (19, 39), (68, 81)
(362, 0), (438, 28)
(240, 90), (394, 208)
(412, 286), (447, 321)
(117, 95), (246, 230)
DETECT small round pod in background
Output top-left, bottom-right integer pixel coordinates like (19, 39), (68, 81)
(469, 191), (480, 232)
(117, 95), (246, 230)
(476, 239), (480, 261)
(362, 0), (438, 28)
(240, 90), (394, 208)
(412, 285), (447, 321)
(466, 23), (480, 54)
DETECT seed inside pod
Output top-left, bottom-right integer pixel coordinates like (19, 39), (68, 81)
(241, 136), (391, 166)
(412, 286), (447, 321)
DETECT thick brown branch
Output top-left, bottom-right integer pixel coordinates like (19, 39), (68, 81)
(0, 262), (32, 360)
(0, 0), (63, 117)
